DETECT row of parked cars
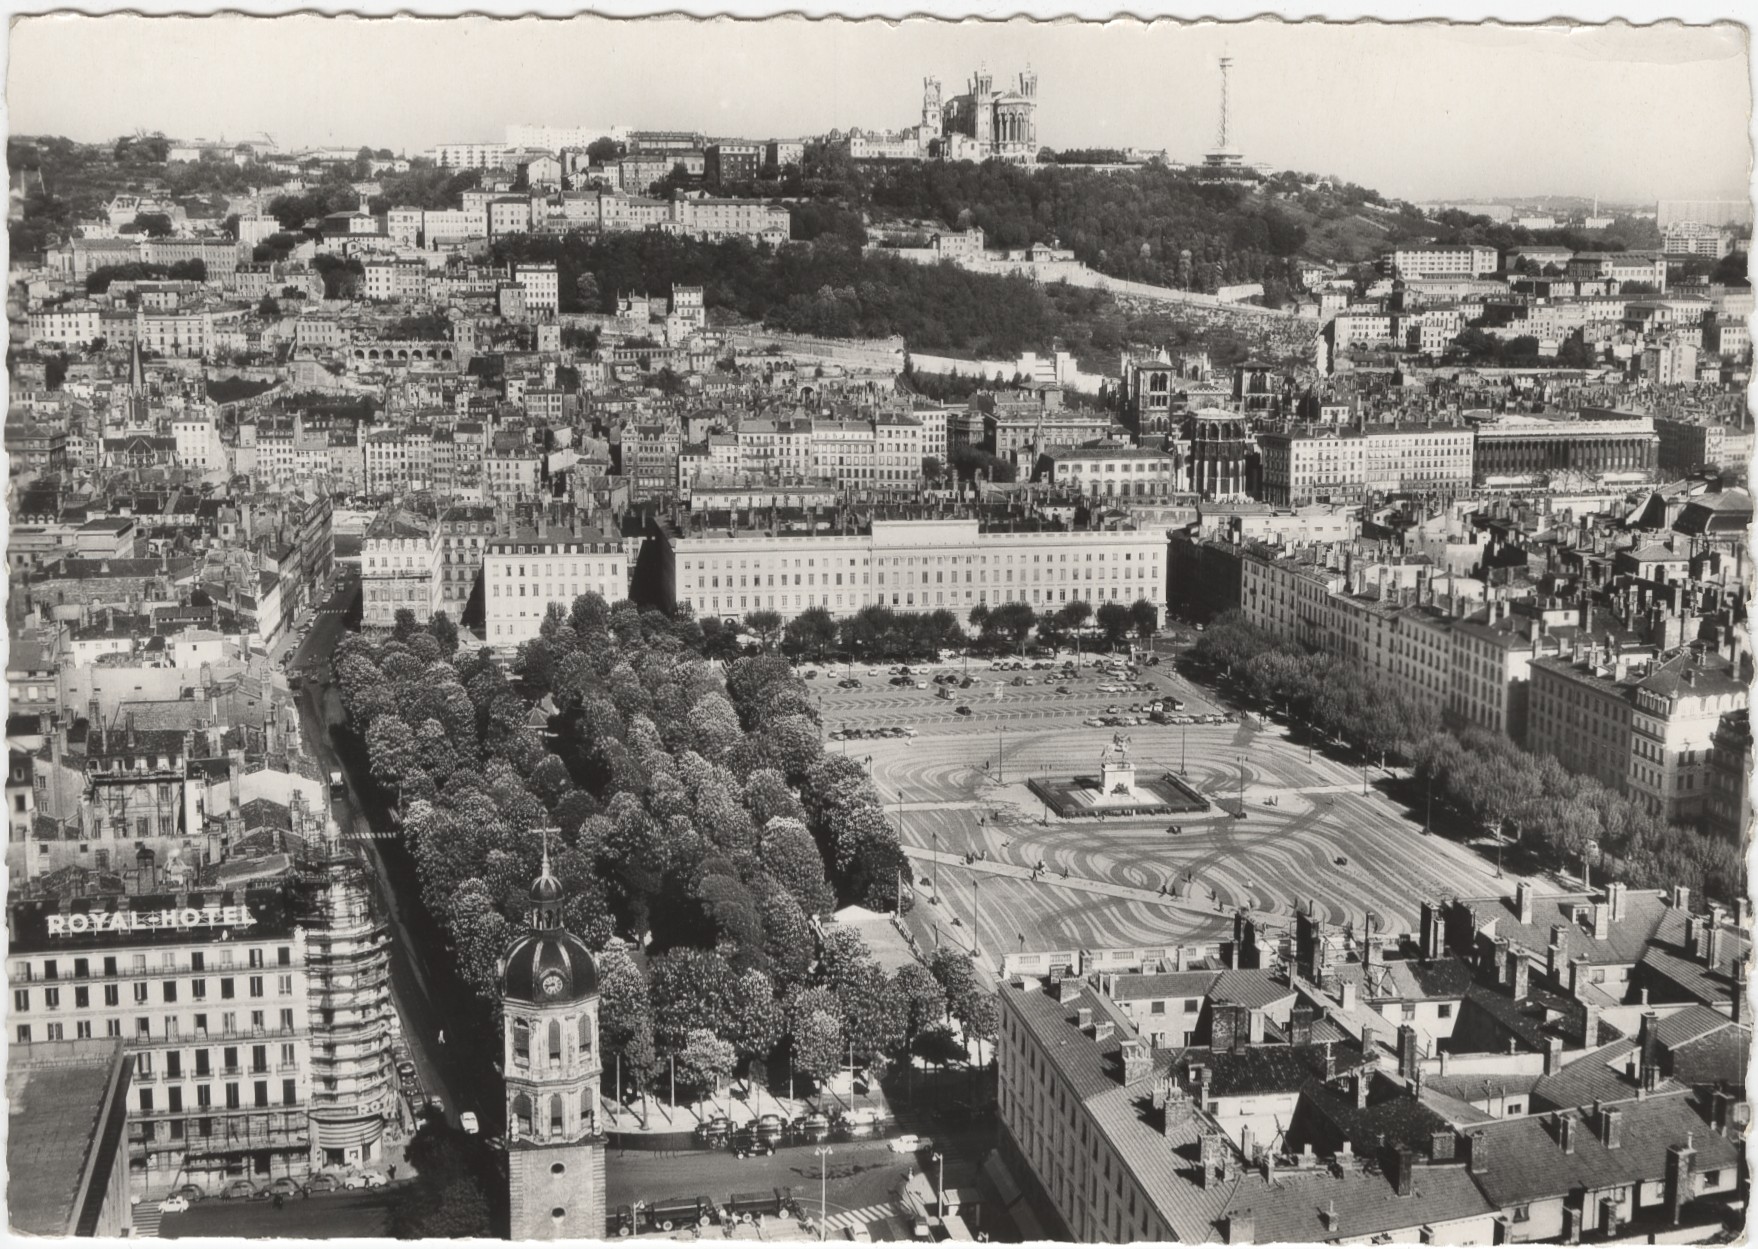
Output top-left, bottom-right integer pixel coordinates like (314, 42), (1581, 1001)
(829, 726), (915, 741)
(693, 1105), (887, 1157)
(157, 1172), (386, 1211)
(614, 1188), (804, 1237)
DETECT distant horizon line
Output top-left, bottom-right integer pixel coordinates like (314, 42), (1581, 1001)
(15, 127), (1747, 209)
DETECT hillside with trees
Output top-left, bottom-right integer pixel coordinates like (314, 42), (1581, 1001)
(333, 595), (1000, 1107)
(493, 230), (1122, 361)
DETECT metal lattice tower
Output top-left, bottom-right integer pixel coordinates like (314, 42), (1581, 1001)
(1216, 56), (1233, 150)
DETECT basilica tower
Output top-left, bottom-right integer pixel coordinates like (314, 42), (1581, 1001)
(500, 855), (605, 1240)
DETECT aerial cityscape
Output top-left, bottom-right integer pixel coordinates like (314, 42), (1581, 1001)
(3, 14), (1752, 1245)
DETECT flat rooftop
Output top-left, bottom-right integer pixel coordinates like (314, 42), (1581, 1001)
(7, 1041), (128, 1236)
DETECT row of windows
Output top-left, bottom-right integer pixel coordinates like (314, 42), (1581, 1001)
(15, 949), (292, 980)
(684, 551), (1152, 570)
(134, 1078), (300, 1114)
(18, 1006), (297, 1042)
(698, 564), (1152, 590)
(687, 585), (1149, 614)
(16, 974), (296, 1010)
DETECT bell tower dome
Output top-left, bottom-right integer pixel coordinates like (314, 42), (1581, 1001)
(499, 846), (605, 1240)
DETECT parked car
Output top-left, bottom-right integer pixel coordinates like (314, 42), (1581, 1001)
(888, 1133), (926, 1154)
(955, 705), (972, 717)
(305, 1174), (343, 1195)
(265, 1177), (304, 1200)
(158, 1196), (191, 1215)
(220, 1179), (258, 1201)
(168, 1184), (206, 1204)
(643, 1196), (716, 1233)
(731, 1127), (772, 1159)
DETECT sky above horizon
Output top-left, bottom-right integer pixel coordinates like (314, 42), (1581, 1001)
(8, 15), (1751, 204)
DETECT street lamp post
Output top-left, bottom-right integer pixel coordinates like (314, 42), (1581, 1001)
(931, 824), (938, 902)
(930, 1150), (946, 1220)
(970, 872), (981, 957)
(1181, 724), (1187, 776)
(1423, 774), (1433, 834)
(815, 1146), (834, 1241)
(996, 723), (1004, 784)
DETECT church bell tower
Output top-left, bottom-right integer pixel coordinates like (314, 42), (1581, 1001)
(500, 850), (605, 1239)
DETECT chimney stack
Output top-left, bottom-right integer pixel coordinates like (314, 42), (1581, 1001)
(1393, 1147), (1415, 1198)
(1419, 899), (1442, 961)
(1398, 1025), (1421, 1081)
(1638, 1010), (1661, 1092)
(1468, 1131), (1489, 1175)
(1665, 1138), (1696, 1227)
(1548, 925), (1570, 989)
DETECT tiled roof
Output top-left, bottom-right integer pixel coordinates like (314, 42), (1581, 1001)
(1638, 909), (1748, 1008)
(1652, 1004), (1746, 1052)
(1528, 1040), (1684, 1112)
(1086, 1082), (1239, 1241)
(1110, 970), (1221, 1002)
(1467, 1093), (1736, 1209)
(1000, 982), (1129, 1103)
(1456, 888), (1670, 966)
(1381, 957), (1477, 1002)
(1178, 1041), (1361, 1098)
(1226, 1161), (1494, 1243)
(1210, 970), (1299, 1011)
(1292, 1068), (1457, 1153)
(1454, 979), (1615, 1052)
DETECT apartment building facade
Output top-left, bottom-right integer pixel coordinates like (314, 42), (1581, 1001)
(663, 517), (1164, 625)
(8, 886), (316, 1194)
(360, 510), (440, 628)
(482, 529), (628, 646)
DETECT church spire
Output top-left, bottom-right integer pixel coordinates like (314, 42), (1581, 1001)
(528, 827), (564, 931)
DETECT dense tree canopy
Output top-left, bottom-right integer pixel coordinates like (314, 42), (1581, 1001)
(339, 590), (935, 1105)
(1191, 611), (1744, 903)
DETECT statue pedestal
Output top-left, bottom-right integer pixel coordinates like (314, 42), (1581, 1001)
(1099, 758), (1137, 799)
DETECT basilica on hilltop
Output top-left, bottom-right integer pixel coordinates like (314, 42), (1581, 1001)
(846, 67), (1039, 165)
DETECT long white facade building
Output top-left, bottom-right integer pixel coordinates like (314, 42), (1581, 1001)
(663, 517), (1164, 624)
